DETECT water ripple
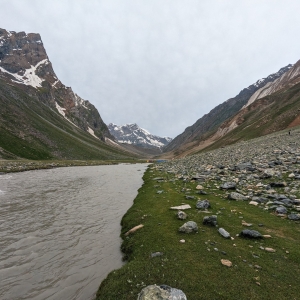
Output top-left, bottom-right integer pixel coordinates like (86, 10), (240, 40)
(0, 164), (147, 300)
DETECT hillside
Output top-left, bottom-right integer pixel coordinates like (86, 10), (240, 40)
(163, 63), (294, 157)
(0, 28), (135, 160)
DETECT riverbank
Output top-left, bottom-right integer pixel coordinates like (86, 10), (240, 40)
(96, 128), (300, 299)
(0, 159), (145, 173)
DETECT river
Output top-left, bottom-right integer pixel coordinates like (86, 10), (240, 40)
(0, 164), (148, 300)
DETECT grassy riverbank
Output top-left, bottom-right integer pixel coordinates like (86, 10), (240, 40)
(96, 166), (300, 300)
(0, 159), (144, 173)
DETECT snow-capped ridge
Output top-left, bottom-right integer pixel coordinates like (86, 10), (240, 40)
(108, 123), (172, 149)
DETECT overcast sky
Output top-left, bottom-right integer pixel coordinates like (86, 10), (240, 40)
(1, 1), (300, 138)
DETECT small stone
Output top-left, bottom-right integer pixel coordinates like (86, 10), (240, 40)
(218, 227), (231, 238)
(151, 252), (163, 258)
(170, 204), (191, 210)
(242, 220), (253, 227)
(263, 235), (272, 238)
(179, 239), (185, 243)
(221, 259), (232, 267)
(265, 247), (276, 253)
(249, 201), (259, 206)
(196, 185), (204, 190)
(177, 210), (187, 220)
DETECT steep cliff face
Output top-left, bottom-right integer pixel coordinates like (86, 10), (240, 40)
(0, 28), (134, 160)
(163, 64), (293, 156)
(0, 28), (113, 142)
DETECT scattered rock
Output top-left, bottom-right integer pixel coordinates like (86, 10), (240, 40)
(179, 221), (198, 233)
(196, 185), (204, 190)
(265, 247), (276, 253)
(203, 215), (217, 226)
(221, 259), (232, 267)
(177, 211), (187, 220)
(125, 224), (144, 236)
(196, 199), (211, 210)
(240, 229), (263, 239)
(228, 192), (248, 201)
(170, 205), (191, 210)
(218, 227), (230, 238)
(137, 285), (187, 300)
(288, 213), (300, 220)
(220, 182), (236, 190)
(179, 239), (185, 243)
(150, 252), (163, 258)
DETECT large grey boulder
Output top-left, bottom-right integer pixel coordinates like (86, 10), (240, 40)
(228, 192), (248, 201)
(196, 199), (210, 209)
(137, 285), (187, 300)
(179, 221), (198, 233)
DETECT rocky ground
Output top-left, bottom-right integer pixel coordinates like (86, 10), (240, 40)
(156, 127), (300, 222)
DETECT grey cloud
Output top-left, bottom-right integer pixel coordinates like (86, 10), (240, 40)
(1, 0), (300, 137)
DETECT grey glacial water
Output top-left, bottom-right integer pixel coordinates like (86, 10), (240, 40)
(0, 164), (148, 300)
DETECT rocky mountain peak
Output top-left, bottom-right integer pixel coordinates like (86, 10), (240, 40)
(0, 28), (113, 141)
(108, 123), (172, 150)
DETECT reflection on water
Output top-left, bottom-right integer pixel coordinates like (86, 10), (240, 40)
(0, 164), (147, 300)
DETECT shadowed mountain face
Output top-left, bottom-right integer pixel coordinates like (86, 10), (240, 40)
(163, 62), (298, 157)
(0, 28), (133, 160)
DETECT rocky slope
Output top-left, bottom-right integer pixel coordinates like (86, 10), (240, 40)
(108, 123), (172, 151)
(0, 28), (133, 160)
(163, 64), (293, 156)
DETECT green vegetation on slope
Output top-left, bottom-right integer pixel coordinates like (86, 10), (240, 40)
(0, 80), (136, 160)
(96, 167), (300, 300)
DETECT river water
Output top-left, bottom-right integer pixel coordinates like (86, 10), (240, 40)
(0, 164), (148, 300)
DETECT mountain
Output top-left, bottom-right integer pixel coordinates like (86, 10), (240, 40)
(108, 123), (172, 151)
(0, 28), (134, 160)
(163, 63), (295, 157)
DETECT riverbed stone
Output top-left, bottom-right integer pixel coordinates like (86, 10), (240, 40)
(228, 192), (248, 201)
(177, 210), (187, 220)
(240, 229), (263, 239)
(218, 227), (230, 238)
(137, 284), (187, 300)
(220, 182), (236, 190)
(196, 199), (210, 209)
(179, 221), (198, 233)
(203, 215), (217, 226)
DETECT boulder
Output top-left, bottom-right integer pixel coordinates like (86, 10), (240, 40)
(288, 213), (300, 221)
(218, 227), (230, 238)
(275, 206), (287, 214)
(228, 192), (248, 201)
(240, 229), (263, 239)
(196, 199), (211, 210)
(179, 221), (198, 233)
(220, 182), (236, 190)
(203, 215), (217, 226)
(177, 211), (187, 220)
(137, 285), (187, 300)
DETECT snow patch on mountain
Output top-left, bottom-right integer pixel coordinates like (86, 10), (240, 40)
(108, 123), (172, 149)
(0, 59), (49, 88)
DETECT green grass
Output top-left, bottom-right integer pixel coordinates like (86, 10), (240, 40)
(96, 167), (300, 300)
